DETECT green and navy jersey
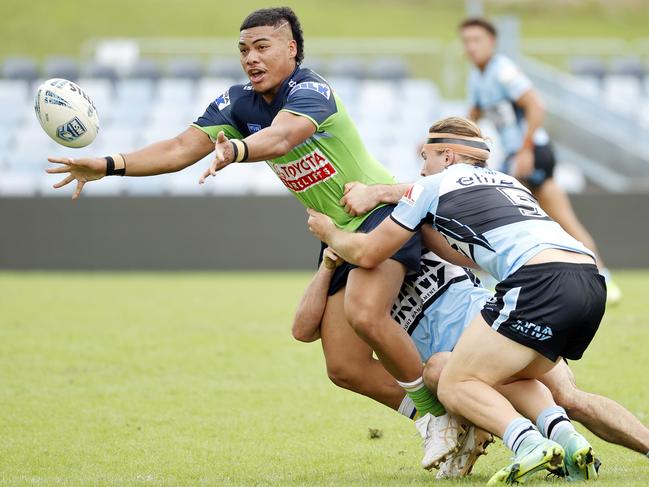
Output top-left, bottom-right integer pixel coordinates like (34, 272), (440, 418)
(193, 66), (396, 231)
(390, 164), (595, 281)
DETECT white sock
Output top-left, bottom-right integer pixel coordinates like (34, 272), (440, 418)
(536, 406), (576, 443)
(503, 417), (541, 454)
(397, 395), (417, 419)
(396, 376), (425, 392)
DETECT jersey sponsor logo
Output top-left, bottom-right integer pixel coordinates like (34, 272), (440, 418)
(392, 251), (470, 333)
(215, 90), (231, 110)
(247, 123), (262, 133)
(288, 81), (331, 100)
(455, 171), (515, 188)
(271, 149), (337, 192)
(400, 183), (424, 207)
(510, 320), (553, 341)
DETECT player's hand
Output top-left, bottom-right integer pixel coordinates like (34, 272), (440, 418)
(307, 208), (336, 242)
(340, 182), (378, 216)
(46, 156), (106, 200)
(512, 147), (534, 179)
(322, 247), (344, 270)
(199, 131), (235, 184)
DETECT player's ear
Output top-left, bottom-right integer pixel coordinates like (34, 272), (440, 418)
(288, 39), (297, 60)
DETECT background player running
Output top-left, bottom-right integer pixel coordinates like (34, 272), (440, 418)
(308, 117), (607, 484)
(459, 17), (622, 304)
(45, 6), (446, 464)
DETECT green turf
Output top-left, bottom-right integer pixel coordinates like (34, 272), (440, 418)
(3, 0), (649, 61)
(0, 271), (647, 486)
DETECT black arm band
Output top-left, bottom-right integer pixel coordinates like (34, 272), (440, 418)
(240, 140), (249, 162)
(105, 156), (126, 176)
(229, 141), (239, 162)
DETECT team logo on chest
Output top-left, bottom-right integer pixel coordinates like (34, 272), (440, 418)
(271, 149), (337, 192)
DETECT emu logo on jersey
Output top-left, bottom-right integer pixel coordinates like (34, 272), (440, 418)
(401, 183), (424, 207)
(215, 90), (231, 110)
(56, 117), (87, 142)
(271, 149), (337, 193)
(247, 123), (262, 133)
(288, 82), (331, 100)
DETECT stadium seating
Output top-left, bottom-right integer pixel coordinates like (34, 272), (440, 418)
(3, 53), (646, 196)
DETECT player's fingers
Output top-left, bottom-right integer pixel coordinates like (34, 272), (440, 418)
(343, 182), (355, 194)
(217, 131), (228, 143)
(53, 174), (75, 189)
(72, 180), (85, 200)
(198, 167), (211, 184)
(209, 159), (219, 177)
(46, 165), (71, 174)
(47, 156), (72, 165)
(339, 194), (347, 206)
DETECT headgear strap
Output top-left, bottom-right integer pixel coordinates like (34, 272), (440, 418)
(426, 132), (490, 161)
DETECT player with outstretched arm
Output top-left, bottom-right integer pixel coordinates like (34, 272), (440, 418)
(308, 116), (607, 484)
(45, 7), (454, 467)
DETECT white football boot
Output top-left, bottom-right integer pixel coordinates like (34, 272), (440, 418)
(436, 425), (494, 479)
(415, 412), (468, 470)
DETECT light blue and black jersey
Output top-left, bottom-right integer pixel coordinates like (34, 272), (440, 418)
(390, 164), (595, 282)
(391, 249), (490, 361)
(467, 54), (549, 156)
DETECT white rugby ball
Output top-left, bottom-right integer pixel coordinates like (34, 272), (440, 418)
(34, 78), (100, 148)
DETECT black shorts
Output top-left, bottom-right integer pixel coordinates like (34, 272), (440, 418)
(505, 143), (556, 189)
(480, 262), (606, 361)
(317, 204), (421, 296)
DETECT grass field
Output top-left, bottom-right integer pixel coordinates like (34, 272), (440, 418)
(0, 270), (647, 486)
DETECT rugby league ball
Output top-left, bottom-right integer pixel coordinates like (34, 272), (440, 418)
(34, 78), (100, 148)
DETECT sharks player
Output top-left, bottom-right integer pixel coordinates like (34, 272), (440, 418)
(294, 245), (649, 479)
(307, 116), (608, 483)
(459, 17), (621, 303)
(45, 7), (448, 464)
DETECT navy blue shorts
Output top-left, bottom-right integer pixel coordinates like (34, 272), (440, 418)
(504, 143), (556, 189)
(317, 204), (422, 296)
(481, 262), (606, 361)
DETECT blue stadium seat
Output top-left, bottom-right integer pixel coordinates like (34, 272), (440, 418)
(2, 57), (39, 82)
(43, 57), (79, 81)
(206, 57), (245, 81)
(302, 58), (326, 77)
(569, 57), (606, 92)
(156, 78), (195, 105)
(367, 57), (409, 80)
(81, 61), (119, 82)
(328, 57), (367, 79)
(167, 57), (203, 80)
(194, 78), (236, 112)
(0, 170), (38, 196)
(128, 58), (161, 80)
(0, 80), (29, 130)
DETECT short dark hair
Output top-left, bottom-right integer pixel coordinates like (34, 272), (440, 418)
(240, 7), (304, 64)
(459, 17), (497, 38)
